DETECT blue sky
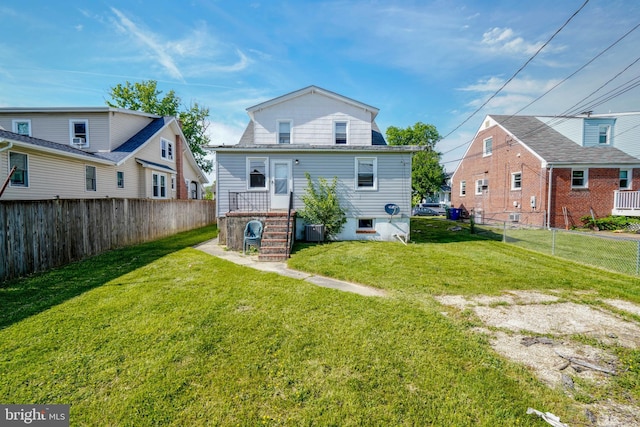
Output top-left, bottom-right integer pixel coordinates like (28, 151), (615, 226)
(1, 0), (639, 171)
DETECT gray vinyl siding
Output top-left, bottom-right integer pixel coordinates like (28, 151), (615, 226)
(110, 113), (155, 150)
(583, 118), (616, 146)
(252, 93), (373, 146)
(612, 114), (640, 158)
(216, 151), (413, 219)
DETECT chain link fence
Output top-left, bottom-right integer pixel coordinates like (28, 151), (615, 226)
(472, 219), (640, 276)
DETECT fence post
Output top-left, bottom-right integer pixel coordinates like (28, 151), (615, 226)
(636, 241), (640, 276)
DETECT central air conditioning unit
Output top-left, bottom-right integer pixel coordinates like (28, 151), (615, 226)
(509, 213), (520, 222)
(72, 137), (86, 146)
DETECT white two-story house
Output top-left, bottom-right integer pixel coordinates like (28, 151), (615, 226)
(214, 86), (418, 255)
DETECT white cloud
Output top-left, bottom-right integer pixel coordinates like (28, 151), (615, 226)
(481, 27), (545, 56)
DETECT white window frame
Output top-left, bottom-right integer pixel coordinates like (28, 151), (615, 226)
(475, 179), (484, 195)
(247, 157), (268, 191)
(460, 180), (466, 196)
(483, 137), (493, 156)
(12, 119), (31, 136)
(511, 172), (522, 190)
(334, 120), (348, 145)
(357, 218), (375, 231)
(599, 125), (610, 145)
(355, 157), (377, 191)
(190, 181), (198, 199)
(277, 120), (292, 144)
(85, 165), (97, 192)
(8, 151), (29, 188)
(571, 169), (588, 189)
(69, 119), (89, 147)
(161, 138), (174, 161)
(116, 171), (124, 189)
(620, 169), (632, 190)
(152, 172), (167, 198)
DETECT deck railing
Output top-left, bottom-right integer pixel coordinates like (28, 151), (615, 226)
(229, 191), (270, 212)
(613, 191), (640, 215)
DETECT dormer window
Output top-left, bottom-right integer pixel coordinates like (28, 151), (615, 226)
(70, 120), (89, 147)
(335, 121), (347, 144)
(278, 121), (291, 144)
(599, 125), (610, 144)
(12, 120), (31, 136)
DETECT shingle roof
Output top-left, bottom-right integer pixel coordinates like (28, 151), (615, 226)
(0, 129), (103, 160)
(491, 115), (640, 164)
(98, 117), (172, 163)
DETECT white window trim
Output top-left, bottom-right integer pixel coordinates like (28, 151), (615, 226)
(277, 120), (293, 144)
(475, 179), (483, 195)
(85, 165), (97, 192)
(8, 151), (29, 188)
(152, 172), (168, 199)
(620, 169), (632, 190)
(571, 168), (588, 189)
(334, 120), (349, 145)
(357, 218), (375, 231)
(460, 180), (466, 196)
(483, 137), (493, 157)
(69, 119), (89, 147)
(160, 138), (175, 161)
(511, 172), (522, 191)
(246, 157), (269, 191)
(12, 119), (32, 136)
(355, 157), (377, 191)
(599, 125), (611, 145)
(116, 171), (125, 189)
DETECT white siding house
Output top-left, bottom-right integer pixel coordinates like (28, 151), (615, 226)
(0, 108), (207, 200)
(214, 86), (418, 243)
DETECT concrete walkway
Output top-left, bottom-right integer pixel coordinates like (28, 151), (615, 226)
(194, 239), (386, 297)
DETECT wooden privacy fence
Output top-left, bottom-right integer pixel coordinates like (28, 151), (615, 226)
(0, 198), (216, 282)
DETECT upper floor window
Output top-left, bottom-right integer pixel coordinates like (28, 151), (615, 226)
(85, 165), (97, 191)
(161, 138), (174, 160)
(483, 137), (493, 156)
(571, 169), (588, 188)
(335, 121), (348, 144)
(460, 180), (466, 196)
(599, 125), (610, 144)
(117, 171), (125, 189)
(278, 121), (291, 144)
(152, 172), (167, 198)
(247, 157), (267, 190)
(475, 179), (483, 195)
(9, 152), (28, 187)
(356, 157), (377, 190)
(12, 120), (31, 136)
(620, 169), (631, 190)
(70, 120), (89, 147)
(511, 172), (522, 190)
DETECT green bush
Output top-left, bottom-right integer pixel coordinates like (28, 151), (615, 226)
(298, 172), (347, 240)
(580, 215), (640, 231)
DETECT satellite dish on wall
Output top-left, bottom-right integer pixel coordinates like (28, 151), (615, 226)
(384, 203), (400, 222)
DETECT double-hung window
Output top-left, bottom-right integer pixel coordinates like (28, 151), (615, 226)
(335, 121), (348, 144)
(152, 172), (167, 198)
(85, 165), (97, 191)
(483, 137), (493, 156)
(117, 171), (125, 189)
(278, 121), (291, 144)
(475, 179), (485, 195)
(599, 125), (610, 144)
(620, 169), (631, 190)
(356, 157), (377, 190)
(571, 169), (588, 188)
(161, 138), (174, 160)
(511, 172), (522, 190)
(70, 120), (89, 146)
(9, 152), (28, 187)
(460, 180), (466, 196)
(247, 157), (268, 190)
(12, 120), (31, 136)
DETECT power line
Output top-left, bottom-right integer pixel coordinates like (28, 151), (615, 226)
(439, 0), (590, 141)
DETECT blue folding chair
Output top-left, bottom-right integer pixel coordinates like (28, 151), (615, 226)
(243, 220), (263, 254)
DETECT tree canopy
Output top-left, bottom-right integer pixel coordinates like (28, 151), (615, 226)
(386, 122), (446, 203)
(107, 80), (212, 173)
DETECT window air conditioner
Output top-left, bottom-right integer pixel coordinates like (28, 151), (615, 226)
(480, 179), (489, 187)
(509, 213), (520, 222)
(72, 137), (86, 145)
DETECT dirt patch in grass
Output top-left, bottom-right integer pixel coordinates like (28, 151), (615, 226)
(435, 291), (640, 426)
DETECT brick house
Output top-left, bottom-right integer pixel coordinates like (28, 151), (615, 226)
(451, 115), (640, 228)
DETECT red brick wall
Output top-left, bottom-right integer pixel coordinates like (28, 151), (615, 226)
(175, 134), (188, 200)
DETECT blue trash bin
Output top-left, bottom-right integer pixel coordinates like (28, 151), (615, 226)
(450, 208), (460, 220)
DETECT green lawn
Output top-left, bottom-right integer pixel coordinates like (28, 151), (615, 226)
(1, 220), (638, 425)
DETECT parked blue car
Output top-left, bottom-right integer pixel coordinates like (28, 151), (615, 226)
(411, 204), (446, 216)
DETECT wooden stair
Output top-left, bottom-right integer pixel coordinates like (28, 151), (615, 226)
(258, 214), (295, 262)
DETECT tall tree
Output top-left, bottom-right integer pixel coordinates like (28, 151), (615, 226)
(386, 122), (446, 203)
(107, 80), (212, 173)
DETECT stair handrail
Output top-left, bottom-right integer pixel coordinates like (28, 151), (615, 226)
(285, 191), (294, 258)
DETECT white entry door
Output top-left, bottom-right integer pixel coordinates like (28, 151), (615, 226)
(270, 159), (292, 209)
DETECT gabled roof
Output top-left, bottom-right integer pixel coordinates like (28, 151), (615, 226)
(491, 115), (640, 165)
(0, 129), (113, 164)
(98, 116), (172, 164)
(246, 85), (379, 120)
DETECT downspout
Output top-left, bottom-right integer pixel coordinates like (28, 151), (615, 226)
(0, 141), (13, 153)
(546, 164), (553, 229)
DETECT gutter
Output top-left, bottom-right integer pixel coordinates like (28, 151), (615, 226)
(546, 164), (553, 229)
(0, 140), (13, 152)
